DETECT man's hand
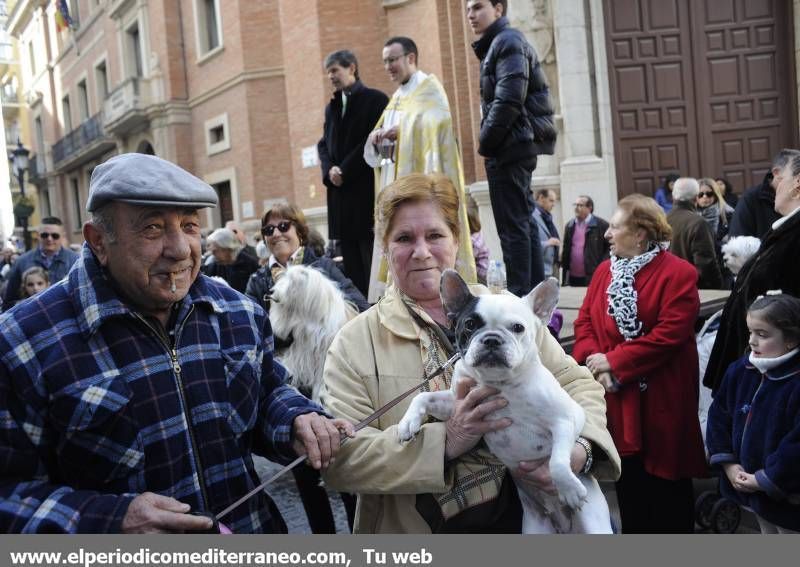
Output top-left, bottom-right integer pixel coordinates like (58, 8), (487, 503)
(381, 125), (399, 142)
(586, 353), (611, 375)
(328, 166), (343, 187)
(121, 492), (212, 534)
(444, 377), (511, 460)
(368, 126), (399, 146)
(292, 412), (355, 470)
(546, 237), (561, 247)
(513, 442), (588, 494)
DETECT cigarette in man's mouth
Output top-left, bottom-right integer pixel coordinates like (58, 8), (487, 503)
(169, 272), (177, 294)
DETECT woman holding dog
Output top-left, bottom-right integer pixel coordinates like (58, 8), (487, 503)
(245, 203), (369, 314)
(322, 173), (620, 533)
(573, 194), (707, 533)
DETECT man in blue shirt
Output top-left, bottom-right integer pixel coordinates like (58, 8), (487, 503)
(1, 216), (79, 310)
(0, 154), (352, 533)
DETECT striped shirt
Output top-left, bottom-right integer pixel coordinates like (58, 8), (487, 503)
(0, 244), (323, 533)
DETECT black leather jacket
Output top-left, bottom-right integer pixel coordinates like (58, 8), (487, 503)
(472, 17), (556, 164)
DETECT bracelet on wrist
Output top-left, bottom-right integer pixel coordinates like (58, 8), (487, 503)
(575, 436), (593, 475)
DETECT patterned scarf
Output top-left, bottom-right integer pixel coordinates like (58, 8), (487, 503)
(400, 293), (506, 521)
(607, 244), (667, 341)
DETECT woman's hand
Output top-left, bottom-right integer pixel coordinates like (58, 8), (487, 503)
(596, 371), (620, 393)
(513, 443), (589, 494)
(722, 463), (761, 493)
(585, 353), (611, 375)
(444, 377), (511, 460)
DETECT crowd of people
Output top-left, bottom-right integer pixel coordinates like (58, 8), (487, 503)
(1, 0), (798, 536)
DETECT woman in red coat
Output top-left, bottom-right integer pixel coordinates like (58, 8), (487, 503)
(573, 194), (707, 533)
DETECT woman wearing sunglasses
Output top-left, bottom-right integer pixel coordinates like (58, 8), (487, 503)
(245, 202), (368, 534)
(697, 178), (735, 286)
(245, 203), (369, 314)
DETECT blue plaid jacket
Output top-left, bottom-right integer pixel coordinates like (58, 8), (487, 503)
(0, 245), (324, 533)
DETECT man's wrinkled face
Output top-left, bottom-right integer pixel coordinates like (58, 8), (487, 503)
(573, 198), (591, 220)
(326, 63), (357, 92)
(38, 224), (64, 255)
(93, 203), (202, 319)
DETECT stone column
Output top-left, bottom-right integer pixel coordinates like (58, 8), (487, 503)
(551, 0), (618, 221)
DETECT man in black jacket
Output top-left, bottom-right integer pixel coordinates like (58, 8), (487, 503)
(318, 50), (388, 296)
(728, 149), (798, 239)
(467, 0), (557, 297)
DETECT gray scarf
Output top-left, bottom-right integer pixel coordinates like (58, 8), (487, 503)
(699, 202), (720, 235)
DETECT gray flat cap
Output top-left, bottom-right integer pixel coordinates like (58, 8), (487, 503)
(86, 153), (218, 212)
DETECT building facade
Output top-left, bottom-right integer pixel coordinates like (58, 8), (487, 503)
(5, 0), (800, 258)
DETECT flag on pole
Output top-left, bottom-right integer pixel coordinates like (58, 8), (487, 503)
(54, 0), (74, 32)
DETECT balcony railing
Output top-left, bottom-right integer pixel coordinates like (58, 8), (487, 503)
(103, 77), (150, 135)
(52, 112), (111, 165)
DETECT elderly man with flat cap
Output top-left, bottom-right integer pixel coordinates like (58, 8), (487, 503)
(0, 153), (353, 533)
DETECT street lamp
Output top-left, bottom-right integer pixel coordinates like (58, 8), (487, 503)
(10, 140), (32, 250)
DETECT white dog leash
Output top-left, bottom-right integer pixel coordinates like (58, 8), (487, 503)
(216, 351), (461, 522)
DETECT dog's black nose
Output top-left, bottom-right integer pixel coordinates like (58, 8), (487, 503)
(482, 334), (502, 348)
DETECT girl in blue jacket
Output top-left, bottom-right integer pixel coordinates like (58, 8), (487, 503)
(707, 292), (800, 533)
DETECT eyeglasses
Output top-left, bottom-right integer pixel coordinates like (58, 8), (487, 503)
(573, 203), (588, 208)
(262, 221), (292, 237)
(382, 53), (408, 66)
(697, 191), (715, 198)
(40, 232), (61, 240)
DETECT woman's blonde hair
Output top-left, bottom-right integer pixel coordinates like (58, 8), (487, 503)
(375, 173), (461, 247)
(698, 177), (729, 225)
(617, 193), (672, 243)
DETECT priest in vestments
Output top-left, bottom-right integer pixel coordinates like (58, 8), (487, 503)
(364, 36), (476, 302)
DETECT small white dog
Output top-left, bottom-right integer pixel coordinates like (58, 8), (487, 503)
(269, 265), (350, 405)
(397, 270), (612, 533)
(721, 236), (760, 276)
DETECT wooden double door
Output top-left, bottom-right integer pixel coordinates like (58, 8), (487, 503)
(604, 0), (798, 197)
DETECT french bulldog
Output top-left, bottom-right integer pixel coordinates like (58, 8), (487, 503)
(397, 270), (612, 533)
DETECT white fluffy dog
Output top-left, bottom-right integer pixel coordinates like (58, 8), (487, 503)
(721, 236), (761, 276)
(268, 265), (350, 404)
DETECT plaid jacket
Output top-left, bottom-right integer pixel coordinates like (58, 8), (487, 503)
(0, 245), (323, 533)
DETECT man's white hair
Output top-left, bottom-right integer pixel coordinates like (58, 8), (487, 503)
(207, 228), (242, 254)
(672, 177), (699, 202)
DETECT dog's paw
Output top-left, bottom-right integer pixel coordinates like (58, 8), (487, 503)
(396, 413), (424, 442)
(556, 474), (588, 510)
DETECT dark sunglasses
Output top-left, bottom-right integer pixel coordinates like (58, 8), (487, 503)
(697, 191), (715, 198)
(40, 232), (61, 240)
(262, 221), (292, 237)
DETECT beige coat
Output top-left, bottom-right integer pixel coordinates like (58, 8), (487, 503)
(322, 285), (621, 533)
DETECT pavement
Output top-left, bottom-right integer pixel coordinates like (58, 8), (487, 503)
(254, 456), (350, 534)
(255, 456), (758, 534)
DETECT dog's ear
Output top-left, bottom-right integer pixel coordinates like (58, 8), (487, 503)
(525, 277), (560, 325)
(440, 269), (474, 320)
